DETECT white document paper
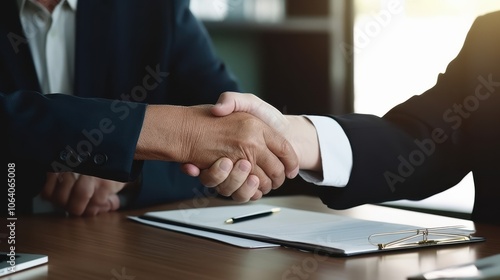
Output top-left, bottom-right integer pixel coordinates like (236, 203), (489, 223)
(131, 204), (481, 256)
(128, 216), (279, 248)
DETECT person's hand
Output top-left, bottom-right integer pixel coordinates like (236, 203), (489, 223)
(180, 93), (292, 202)
(179, 105), (299, 192)
(209, 92), (320, 170)
(137, 104), (299, 199)
(41, 172), (125, 216)
(181, 92), (320, 202)
(182, 157), (262, 202)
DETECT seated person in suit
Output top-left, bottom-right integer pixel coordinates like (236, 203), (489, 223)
(187, 11), (500, 224)
(1, 0), (297, 215)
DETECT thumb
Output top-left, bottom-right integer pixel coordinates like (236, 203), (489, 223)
(211, 91), (240, 117)
(211, 92), (289, 133)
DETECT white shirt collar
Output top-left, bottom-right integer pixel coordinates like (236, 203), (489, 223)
(66, 0), (78, 11)
(17, 0), (78, 15)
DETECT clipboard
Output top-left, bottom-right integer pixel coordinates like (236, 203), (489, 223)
(131, 204), (484, 256)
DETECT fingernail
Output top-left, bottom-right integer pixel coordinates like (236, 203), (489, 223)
(220, 160), (232, 172)
(238, 161), (251, 172)
(248, 176), (258, 188)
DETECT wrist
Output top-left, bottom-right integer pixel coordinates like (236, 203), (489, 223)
(135, 105), (189, 162)
(285, 116), (321, 172)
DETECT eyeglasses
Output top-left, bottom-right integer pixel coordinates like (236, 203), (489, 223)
(368, 226), (473, 250)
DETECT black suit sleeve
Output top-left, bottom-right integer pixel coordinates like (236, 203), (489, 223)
(1, 91), (146, 202)
(318, 12), (500, 210)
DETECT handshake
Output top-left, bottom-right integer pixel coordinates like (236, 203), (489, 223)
(42, 92), (321, 215)
(179, 92), (321, 202)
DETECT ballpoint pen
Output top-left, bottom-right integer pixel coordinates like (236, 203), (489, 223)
(224, 207), (281, 224)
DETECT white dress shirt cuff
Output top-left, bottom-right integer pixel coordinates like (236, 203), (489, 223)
(298, 115), (353, 187)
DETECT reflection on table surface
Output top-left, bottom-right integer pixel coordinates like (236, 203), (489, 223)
(5, 195), (499, 280)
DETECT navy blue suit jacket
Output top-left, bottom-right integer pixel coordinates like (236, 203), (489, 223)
(319, 12), (500, 224)
(0, 0), (239, 212)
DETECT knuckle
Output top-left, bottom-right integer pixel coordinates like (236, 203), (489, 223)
(242, 116), (261, 130)
(279, 138), (293, 157)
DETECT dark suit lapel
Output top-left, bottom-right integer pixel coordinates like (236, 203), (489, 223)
(74, 0), (113, 98)
(0, 1), (41, 92)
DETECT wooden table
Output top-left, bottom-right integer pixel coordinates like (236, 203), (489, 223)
(5, 195), (500, 280)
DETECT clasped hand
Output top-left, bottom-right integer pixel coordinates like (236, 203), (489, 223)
(174, 105), (299, 200)
(42, 172), (124, 216)
(183, 92), (319, 202)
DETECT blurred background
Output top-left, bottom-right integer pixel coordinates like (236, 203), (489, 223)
(190, 0), (500, 218)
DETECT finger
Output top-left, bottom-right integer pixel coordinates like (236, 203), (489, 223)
(83, 205), (99, 217)
(216, 160), (251, 197)
(88, 182), (120, 207)
(66, 175), (95, 216)
(251, 132), (299, 189)
(250, 189), (263, 201)
(252, 158), (285, 190)
(230, 174), (260, 203)
(84, 194), (120, 216)
(234, 124), (287, 190)
(199, 158), (233, 187)
(211, 91), (239, 116)
(85, 180), (124, 216)
(248, 174), (263, 200)
(41, 172), (59, 199)
(251, 165), (273, 195)
(53, 172), (78, 208)
(212, 92), (289, 133)
(264, 131), (299, 179)
(212, 92), (265, 116)
(180, 163), (201, 177)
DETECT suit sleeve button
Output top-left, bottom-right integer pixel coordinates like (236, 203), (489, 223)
(93, 153), (108, 165)
(59, 150), (72, 161)
(77, 152), (91, 163)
